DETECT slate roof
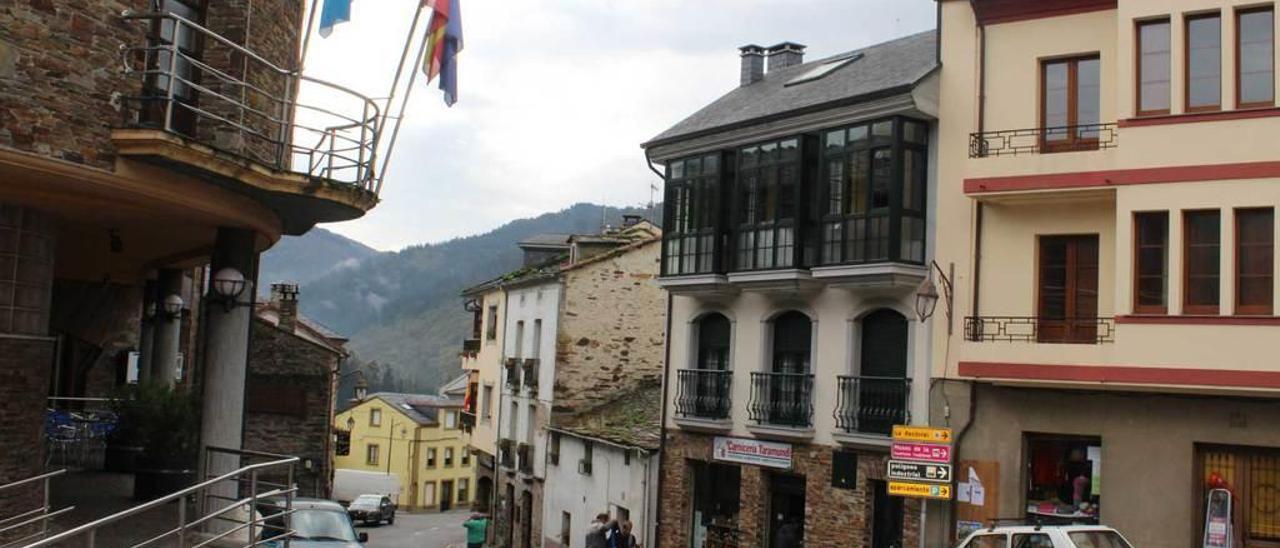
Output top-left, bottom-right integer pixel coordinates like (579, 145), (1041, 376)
(643, 31), (938, 147)
(461, 221), (661, 295)
(554, 383), (662, 451)
(518, 234), (573, 248)
(366, 392), (463, 427)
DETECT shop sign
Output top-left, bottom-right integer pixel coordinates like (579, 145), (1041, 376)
(891, 442), (951, 463)
(712, 436), (792, 469)
(887, 461), (952, 483)
(892, 425), (953, 444)
(1203, 488), (1232, 548)
(888, 481), (952, 500)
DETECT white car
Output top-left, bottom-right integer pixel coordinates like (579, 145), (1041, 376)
(958, 525), (1134, 548)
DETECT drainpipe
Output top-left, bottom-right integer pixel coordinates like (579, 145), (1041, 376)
(970, 0), (987, 137)
(653, 293), (673, 548)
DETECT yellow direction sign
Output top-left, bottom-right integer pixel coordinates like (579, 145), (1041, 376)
(888, 481), (953, 500)
(892, 425), (953, 444)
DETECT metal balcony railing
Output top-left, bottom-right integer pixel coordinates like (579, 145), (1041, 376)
(119, 11), (384, 193)
(965, 316), (1116, 344)
(0, 469), (70, 547)
(498, 440), (515, 469)
(674, 369), (732, 420)
(24, 446), (298, 548)
(517, 443), (533, 475)
(834, 376), (910, 436)
(969, 123), (1118, 158)
(521, 359), (539, 390)
(747, 372), (814, 428)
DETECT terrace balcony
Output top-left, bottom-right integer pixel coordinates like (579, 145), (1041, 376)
(114, 10), (385, 234)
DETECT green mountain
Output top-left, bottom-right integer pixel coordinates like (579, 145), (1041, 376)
(258, 227), (382, 290)
(265, 203), (661, 395)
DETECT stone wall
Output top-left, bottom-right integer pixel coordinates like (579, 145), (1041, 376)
(495, 474), (543, 548)
(243, 317), (339, 498)
(659, 430), (920, 548)
(553, 240), (665, 416)
(0, 337), (55, 544)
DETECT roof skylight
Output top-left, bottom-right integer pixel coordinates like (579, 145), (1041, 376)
(784, 53), (864, 86)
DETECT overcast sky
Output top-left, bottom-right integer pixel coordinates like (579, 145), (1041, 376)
(304, 1), (936, 251)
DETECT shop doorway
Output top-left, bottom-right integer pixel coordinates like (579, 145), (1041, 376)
(767, 473), (805, 548)
(1025, 434), (1101, 524)
(871, 480), (904, 548)
(441, 480), (454, 512)
(1198, 445), (1280, 546)
(1037, 235), (1099, 343)
(692, 462), (741, 548)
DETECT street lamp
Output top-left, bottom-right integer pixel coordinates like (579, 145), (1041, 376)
(915, 260), (954, 335)
(162, 294), (184, 320)
(209, 267), (248, 311)
(346, 416), (356, 432)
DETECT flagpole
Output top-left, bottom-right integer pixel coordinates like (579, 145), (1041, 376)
(374, 5), (431, 195)
(371, 1), (427, 193)
(299, 0), (321, 70)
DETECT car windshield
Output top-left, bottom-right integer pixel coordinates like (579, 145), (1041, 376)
(353, 495), (381, 505)
(263, 509), (357, 542)
(1068, 531), (1132, 548)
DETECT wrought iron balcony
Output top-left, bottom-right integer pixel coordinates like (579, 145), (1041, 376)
(834, 376), (910, 436)
(521, 359), (539, 390)
(118, 11), (383, 192)
(674, 369), (732, 420)
(498, 439), (515, 469)
(965, 316), (1116, 344)
(504, 358), (520, 391)
(517, 443), (533, 475)
(747, 372), (814, 428)
(462, 338), (481, 356)
(460, 411), (476, 431)
(969, 123), (1117, 158)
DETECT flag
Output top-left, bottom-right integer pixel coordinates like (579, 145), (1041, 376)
(318, 0), (352, 38)
(422, 0), (463, 106)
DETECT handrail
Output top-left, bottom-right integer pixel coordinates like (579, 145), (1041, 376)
(0, 470), (64, 492)
(24, 456), (298, 548)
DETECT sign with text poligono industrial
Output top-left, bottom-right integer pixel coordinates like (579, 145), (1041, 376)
(887, 461), (953, 483)
(712, 436), (792, 469)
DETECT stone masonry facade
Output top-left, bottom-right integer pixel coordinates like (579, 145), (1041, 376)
(243, 316), (340, 498)
(552, 239), (665, 416)
(495, 476), (544, 548)
(0, 337), (55, 543)
(659, 430), (920, 548)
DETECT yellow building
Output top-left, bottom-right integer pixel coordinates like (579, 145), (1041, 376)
(335, 391), (476, 512)
(932, 1), (1280, 546)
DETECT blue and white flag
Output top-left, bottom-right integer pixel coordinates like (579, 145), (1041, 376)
(318, 0), (352, 38)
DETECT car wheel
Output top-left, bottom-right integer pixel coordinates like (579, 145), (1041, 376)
(387, 514), (395, 525)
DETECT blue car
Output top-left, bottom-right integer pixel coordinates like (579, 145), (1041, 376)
(258, 497), (369, 547)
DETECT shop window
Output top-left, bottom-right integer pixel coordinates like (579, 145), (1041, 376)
(1199, 445), (1280, 544)
(1134, 212), (1169, 314)
(691, 462), (741, 548)
(1137, 19), (1172, 116)
(1185, 13), (1222, 112)
(1237, 7), (1275, 108)
(1184, 210), (1221, 314)
(1235, 208), (1274, 316)
(1037, 235), (1100, 343)
(1025, 435), (1101, 524)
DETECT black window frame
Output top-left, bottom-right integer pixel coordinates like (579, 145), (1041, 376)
(732, 137), (807, 271)
(662, 152), (727, 276)
(817, 116), (928, 266)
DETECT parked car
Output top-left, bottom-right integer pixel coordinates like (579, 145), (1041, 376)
(257, 497), (369, 547)
(347, 494), (397, 525)
(958, 525), (1133, 548)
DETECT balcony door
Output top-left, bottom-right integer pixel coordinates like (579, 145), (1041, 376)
(1038, 235), (1099, 343)
(769, 312), (811, 426)
(858, 309), (909, 435)
(1041, 55), (1100, 151)
(694, 313), (731, 418)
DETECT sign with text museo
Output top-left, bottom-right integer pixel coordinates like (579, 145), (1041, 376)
(713, 436), (792, 469)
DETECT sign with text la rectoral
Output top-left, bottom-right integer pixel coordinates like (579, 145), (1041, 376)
(892, 425), (953, 444)
(712, 436), (792, 469)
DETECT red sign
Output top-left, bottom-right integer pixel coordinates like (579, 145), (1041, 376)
(892, 442), (951, 463)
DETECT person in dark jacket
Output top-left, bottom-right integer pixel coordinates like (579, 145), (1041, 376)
(586, 513), (610, 548)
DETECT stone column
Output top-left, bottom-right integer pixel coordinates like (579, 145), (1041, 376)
(151, 268), (184, 386)
(136, 278), (158, 383)
(198, 227), (256, 512)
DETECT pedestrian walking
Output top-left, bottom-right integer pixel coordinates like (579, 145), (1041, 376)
(586, 513), (610, 548)
(614, 521), (638, 548)
(463, 513), (489, 548)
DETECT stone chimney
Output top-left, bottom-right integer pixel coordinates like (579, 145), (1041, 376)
(739, 44), (765, 86)
(767, 42), (806, 72)
(270, 282), (299, 333)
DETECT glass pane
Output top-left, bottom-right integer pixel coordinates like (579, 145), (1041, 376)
(1043, 61), (1070, 136)
(848, 125), (869, 146)
(827, 160), (845, 215)
(669, 161), (684, 179)
(851, 152), (870, 214)
(903, 121), (928, 145)
(872, 121), (894, 138)
(903, 149), (926, 211)
(1139, 21), (1172, 112)
(760, 143), (778, 164)
(870, 149), (893, 210)
(686, 157), (702, 177)
(826, 130), (845, 151)
(1239, 9), (1275, 104)
(1187, 15), (1222, 108)
(779, 139), (799, 162)
(741, 146), (759, 167)
(777, 165), (797, 219)
(1077, 58), (1101, 136)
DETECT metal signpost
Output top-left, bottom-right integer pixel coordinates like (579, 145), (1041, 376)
(888, 425), (954, 501)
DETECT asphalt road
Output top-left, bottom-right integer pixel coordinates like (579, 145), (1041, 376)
(358, 509), (471, 548)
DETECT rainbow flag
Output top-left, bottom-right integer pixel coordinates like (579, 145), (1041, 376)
(422, 0), (463, 106)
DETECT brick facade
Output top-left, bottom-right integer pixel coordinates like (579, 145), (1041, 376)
(243, 314), (341, 498)
(0, 337), (55, 543)
(659, 430), (920, 548)
(552, 239), (665, 416)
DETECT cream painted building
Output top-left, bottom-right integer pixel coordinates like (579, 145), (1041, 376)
(335, 392), (476, 512)
(644, 36), (940, 548)
(460, 282), (507, 515)
(933, 1), (1280, 546)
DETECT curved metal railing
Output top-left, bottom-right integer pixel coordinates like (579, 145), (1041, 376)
(118, 10), (382, 193)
